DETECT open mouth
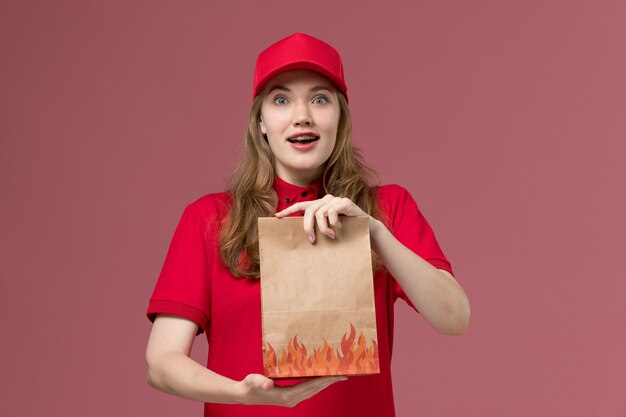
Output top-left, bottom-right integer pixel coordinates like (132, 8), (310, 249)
(287, 135), (320, 144)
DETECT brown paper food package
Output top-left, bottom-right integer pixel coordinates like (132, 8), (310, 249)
(258, 215), (380, 378)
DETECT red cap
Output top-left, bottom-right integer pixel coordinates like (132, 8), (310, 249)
(252, 33), (348, 103)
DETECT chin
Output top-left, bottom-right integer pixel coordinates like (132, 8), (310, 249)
(288, 164), (325, 176)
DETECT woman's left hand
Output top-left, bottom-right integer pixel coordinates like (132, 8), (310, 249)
(274, 194), (369, 243)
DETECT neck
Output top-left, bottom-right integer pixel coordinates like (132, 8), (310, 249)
(275, 168), (324, 187)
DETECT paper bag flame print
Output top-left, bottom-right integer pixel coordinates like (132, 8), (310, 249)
(264, 323), (380, 377)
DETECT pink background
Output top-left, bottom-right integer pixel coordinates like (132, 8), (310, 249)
(1, 1), (625, 416)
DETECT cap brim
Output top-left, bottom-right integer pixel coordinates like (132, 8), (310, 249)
(254, 61), (348, 103)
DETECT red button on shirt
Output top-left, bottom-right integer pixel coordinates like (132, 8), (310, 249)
(147, 177), (453, 417)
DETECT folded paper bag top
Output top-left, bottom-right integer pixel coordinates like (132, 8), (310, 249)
(258, 216), (380, 378)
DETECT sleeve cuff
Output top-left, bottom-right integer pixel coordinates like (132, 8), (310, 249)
(427, 259), (454, 277)
(146, 300), (209, 336)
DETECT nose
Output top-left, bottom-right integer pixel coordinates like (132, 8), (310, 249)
(292, 101), (313, 127)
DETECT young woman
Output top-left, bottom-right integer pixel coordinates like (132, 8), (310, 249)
(146, 33), (470, 416)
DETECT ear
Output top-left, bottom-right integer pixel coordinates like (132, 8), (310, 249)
(259, 117), (266, 135)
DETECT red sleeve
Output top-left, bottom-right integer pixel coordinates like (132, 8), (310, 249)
(146, 201), (212, 335)
(380, 184), (454, 312)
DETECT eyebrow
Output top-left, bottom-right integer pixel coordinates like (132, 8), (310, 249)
(267, 85), (333, 94)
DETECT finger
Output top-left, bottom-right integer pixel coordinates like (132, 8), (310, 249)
(285, 376), (345, 394)
(274, 201), (312, 217)
(327, 198), (348, 229)
(293, 383), (329, 403)
(308, 377), (345, 393)
(287, 377), (347, 403)
(303, 195), (335, 242)
(315, 197), (344, 239)
(277, 380), (326, 405)
(327, 211), (342, 229)
(315, 209), (335, 239)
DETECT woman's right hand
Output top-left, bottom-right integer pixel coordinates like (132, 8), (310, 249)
(147, 315), (346, 407)
(233, 373), (347, 408)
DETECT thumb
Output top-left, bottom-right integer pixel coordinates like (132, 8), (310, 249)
(244, 374), (274, 390)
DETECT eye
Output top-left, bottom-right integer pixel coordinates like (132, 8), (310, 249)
(273, 96), (288, 105)
(313, 96), (328, 104)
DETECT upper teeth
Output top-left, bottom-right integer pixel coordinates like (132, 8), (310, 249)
(291, 136), (317, 141)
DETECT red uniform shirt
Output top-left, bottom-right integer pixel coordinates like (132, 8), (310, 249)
(147, 176), (454, 416)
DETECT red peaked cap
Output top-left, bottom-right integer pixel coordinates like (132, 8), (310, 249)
(252, 33), (348, 103)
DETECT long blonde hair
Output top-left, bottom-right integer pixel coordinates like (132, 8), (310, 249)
(219, 90), (387, 277)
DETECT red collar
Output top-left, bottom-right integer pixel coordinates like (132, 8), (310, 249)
(273, 175), (326, 213)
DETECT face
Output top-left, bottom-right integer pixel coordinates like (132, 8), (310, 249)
(259, 69), (341, 186)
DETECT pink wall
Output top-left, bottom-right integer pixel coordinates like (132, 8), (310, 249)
(1, 1), (625, 416)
